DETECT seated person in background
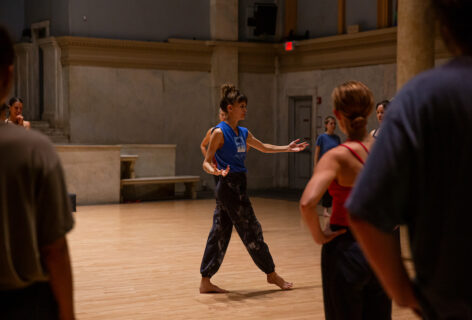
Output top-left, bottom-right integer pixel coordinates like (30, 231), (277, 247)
(0, 103), (7, 121)
(6, 97), (31, 129)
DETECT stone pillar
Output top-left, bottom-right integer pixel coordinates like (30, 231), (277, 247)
(396, 0), (435, 261)
(210, 0), (239, 115)
(38, 37), (65, 129)
(13, 43), (40, 120)
(396, 0), (435, 90)
(210, 0), (238, 41)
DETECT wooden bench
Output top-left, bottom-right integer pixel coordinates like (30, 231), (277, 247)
(120, 155), (139, 179)
(120, 175), (200, 202)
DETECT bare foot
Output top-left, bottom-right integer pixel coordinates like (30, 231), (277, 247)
(199, 277), (229, 293)
(267, 272), (293, 290)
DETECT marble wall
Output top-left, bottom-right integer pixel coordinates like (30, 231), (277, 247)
(66, 66), (214, 186)
(240, 72), (277, 188)
(59, 62), (400, 191)
(56, 145), (121, 204)
(273, 63), (397, 186)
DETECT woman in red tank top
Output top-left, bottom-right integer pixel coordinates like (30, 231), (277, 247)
(300, 81), (392, 320)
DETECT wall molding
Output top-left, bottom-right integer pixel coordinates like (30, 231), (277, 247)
(277, 27), (451, 72)
(54, 28), (451, 73)
(56, 37), (213, 72)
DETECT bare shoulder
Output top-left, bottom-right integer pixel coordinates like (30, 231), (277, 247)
(317, 147), (344, 169)
(211, 127), (223, 135)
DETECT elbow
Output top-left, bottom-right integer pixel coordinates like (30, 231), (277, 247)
(299, 199), (315, 217)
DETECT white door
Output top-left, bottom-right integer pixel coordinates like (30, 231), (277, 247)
(289, 97), (313, 189)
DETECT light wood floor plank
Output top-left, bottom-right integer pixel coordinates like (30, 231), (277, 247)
(68, 198), (418, 319)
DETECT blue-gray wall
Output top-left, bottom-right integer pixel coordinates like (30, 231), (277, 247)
(24, 0), (70, 37)
(297, 0), (338, 38)
(68, 0), (210, 41)
(346, 0), (377, 32)
(3, 0), (388, 43)
(5, 0), (210, 42)
(0, 0), (25, 42)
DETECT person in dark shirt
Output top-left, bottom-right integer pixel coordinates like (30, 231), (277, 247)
(346, 1), (472, 318)
(315, 116), (341, 218)
(0, 26), (75, 320)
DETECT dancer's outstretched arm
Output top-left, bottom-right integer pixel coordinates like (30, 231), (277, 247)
(246, 131), (308, 153)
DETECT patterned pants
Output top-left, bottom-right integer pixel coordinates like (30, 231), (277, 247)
(200, 172), (275, 277)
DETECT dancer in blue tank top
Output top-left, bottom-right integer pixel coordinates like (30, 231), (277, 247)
(200, 84), (308, 293)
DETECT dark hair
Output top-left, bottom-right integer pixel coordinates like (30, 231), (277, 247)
(324, 116), (335, 132)
(8, 97), (23, 106)
(432, 0), (472, 54)
(0, 26), (14, 76)
(0, 27), (14, 68)
(0, 27), (14, 104)
(375, 100), (390, 111)
(332, 81), (374, 140)
(219, 84), (247, 112)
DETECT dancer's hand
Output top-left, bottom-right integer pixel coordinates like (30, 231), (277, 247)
(320, 225), (346, 244)
(212, 164), (230, 177)
(288, 139), (309, 152)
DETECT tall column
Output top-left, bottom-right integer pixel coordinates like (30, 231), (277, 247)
(210, 0), (239, 114)
(38, 37), (65, 129)
(396, 0), (435, 90)
(396, 0), (435, 261)
(13, 43), (40, 120)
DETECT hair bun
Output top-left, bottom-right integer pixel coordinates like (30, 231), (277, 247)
(221, 83), (236, 98)
(350, 116), (367, 131)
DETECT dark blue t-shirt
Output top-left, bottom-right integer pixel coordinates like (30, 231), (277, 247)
(346, 56), (472, 315)
(316, 133), (341, 158)
(215, 121), (248, 173)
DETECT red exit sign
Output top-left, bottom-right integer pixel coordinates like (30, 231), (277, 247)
(285, 41), (294, 51)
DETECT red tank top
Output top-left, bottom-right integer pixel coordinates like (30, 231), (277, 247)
(328, 141), (368, 227)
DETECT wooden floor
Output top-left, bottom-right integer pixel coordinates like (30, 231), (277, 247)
(69, 198), (418, 319)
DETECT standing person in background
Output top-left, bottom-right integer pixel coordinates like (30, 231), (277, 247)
(6, 97), (31, 129)
(314, 116), (341, 218)
(0, 26), (75, 320)
(300, 81), (391, 320)
(369, 100), (390, 138)
(200, 83), (308, 293)
(347, 0), (472, 318)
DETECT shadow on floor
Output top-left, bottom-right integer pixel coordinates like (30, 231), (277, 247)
(196, 188), (303, 202)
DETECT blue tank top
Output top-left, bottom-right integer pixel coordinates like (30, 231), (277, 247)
(215, 121), (248, 173)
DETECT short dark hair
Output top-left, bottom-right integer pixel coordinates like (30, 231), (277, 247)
(376, 100), (390, 111)
(432, 0), (472, 54)
(8, 97), (23, 106)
